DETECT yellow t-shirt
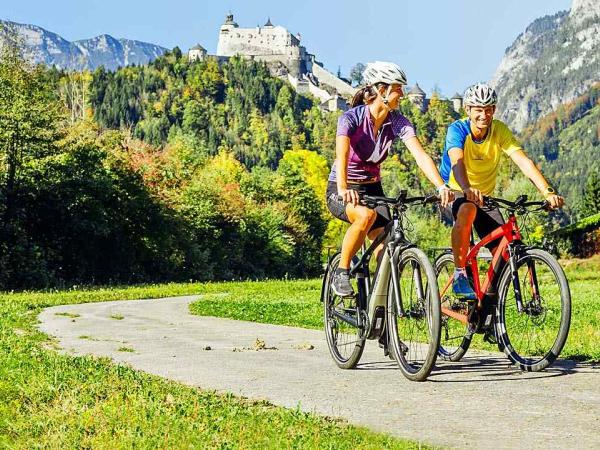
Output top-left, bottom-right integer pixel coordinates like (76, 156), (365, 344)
(441, 119), (522, 195)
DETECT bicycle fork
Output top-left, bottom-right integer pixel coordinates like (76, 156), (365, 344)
(511, 246), (543, 314)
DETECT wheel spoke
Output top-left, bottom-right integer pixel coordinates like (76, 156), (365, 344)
(498, 250), (570, 371)
(388, 248), (440, 381)
(435, 254), (471, 361)
(323, 255), (366, 369)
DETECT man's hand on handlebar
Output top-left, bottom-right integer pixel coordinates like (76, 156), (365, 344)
(463, 187), (483, 206)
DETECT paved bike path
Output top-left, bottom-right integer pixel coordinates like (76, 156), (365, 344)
(38, 295), (600, 450)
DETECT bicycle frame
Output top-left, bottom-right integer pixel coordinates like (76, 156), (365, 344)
(346, 208), (415, 339)
(439, 214), (524, 325)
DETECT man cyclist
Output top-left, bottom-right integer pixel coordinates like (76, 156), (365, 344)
(439, 83), (564, 300)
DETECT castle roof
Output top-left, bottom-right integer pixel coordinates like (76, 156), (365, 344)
(408, 83), (425, 96)
(190, 44), (206, 51)
(224, 13), (238, 26)
(264, 17), (273, 27)
(451, 92), (462, 99)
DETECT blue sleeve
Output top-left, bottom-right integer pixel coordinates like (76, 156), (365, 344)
(440, 120), (469, 183)
(445, 121), (469, 151)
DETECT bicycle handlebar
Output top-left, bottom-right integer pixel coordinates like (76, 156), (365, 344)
(335, 191), (440, 209)
(484, 195), (549, 211)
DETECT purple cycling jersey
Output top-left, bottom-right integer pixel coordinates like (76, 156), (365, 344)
(328, 104), (416, 182)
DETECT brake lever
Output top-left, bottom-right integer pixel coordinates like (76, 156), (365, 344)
(423, 194), (439, 205)
(483, 197), (498, 208)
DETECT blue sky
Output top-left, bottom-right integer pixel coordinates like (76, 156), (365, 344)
(3, 0), (571, 96)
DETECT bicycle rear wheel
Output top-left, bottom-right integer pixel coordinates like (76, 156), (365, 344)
(387, 247), (441, 381)
(435, 253), (472, 361)
(323, 253), (366, 369)
(495, 248), (571, 371)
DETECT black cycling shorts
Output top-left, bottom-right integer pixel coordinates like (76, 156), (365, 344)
(451, 194), (505, 249)
(326, 181), (391, 231)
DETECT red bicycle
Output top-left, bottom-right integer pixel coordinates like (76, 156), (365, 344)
(435, 195), (571, 371)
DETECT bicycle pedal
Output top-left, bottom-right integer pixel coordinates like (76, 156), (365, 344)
(483, 331), (497, 345)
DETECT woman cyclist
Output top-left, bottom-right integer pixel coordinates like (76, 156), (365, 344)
(326, 61), (454, 297)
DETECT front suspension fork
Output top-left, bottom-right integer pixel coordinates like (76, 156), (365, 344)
(508, 244), (524, 312)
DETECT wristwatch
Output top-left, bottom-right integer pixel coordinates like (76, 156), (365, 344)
(543, 186), (556, 198)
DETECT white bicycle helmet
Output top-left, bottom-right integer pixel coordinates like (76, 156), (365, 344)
(463, 83), (497, 107)
(362, 61), (407, 86)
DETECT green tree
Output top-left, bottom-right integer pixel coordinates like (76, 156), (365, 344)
(580, 169), (600, 217)
(349, 63), (365, 86)
(0, 28), (64, 284)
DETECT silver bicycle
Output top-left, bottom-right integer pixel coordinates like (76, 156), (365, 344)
(321, 191), (441, 381)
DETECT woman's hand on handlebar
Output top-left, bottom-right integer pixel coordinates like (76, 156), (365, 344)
(338, 187), (360, 207)
(546, 194), (564, 209)
(437, 186), (455, 208)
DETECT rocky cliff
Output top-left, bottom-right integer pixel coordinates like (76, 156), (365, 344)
(490, 0), (600, 131)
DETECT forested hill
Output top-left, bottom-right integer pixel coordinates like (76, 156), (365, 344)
(519, 83), (600, 218)
(89, 50), (338, 169)
(0, 45), (340, 289)
(0, 41), (465, 289)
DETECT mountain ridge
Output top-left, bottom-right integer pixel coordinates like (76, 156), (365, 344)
(491, 0), (600, 131)
(0, 19), (167, 71)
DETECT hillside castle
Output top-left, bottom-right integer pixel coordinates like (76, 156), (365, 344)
(189, 14), (462, 113)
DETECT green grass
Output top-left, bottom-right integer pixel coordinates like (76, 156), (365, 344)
(189, 257), (600, 362)
(0, 283), (427, 449)
(190, 279), (323, 329)
(117, 346), (135, 353)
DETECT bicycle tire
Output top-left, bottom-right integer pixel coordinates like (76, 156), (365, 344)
(387, 247), (441, 381)
(495, 248), (571, 371)
(435, 253), (472, 361)
(323, 253), (366, 369)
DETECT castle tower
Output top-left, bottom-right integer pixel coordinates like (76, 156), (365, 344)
(451, 92), (463, 113)
(216, 13), (239, 56)
(188, 44), (207, 62)
(407, 83), (426, 111)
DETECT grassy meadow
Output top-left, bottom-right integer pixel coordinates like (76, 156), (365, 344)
(1, 284), (427, 449)
(1, 255), (597, 448)
(190, 256), (600, 362)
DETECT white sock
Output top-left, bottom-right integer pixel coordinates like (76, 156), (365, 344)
(454, 267), (467, 280)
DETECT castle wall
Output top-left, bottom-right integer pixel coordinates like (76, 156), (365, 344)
(218, 26), (296, 57)
(217, 24), (311, 77)
(312, 63), (357, 98)
(214, 16), (353, 106)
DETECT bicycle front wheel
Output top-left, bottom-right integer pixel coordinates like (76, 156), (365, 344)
(495, 248), (571, 371)
(387, 247), (441, 381)
(323, 253), (366, 369)
(435, 253), (472, 361)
